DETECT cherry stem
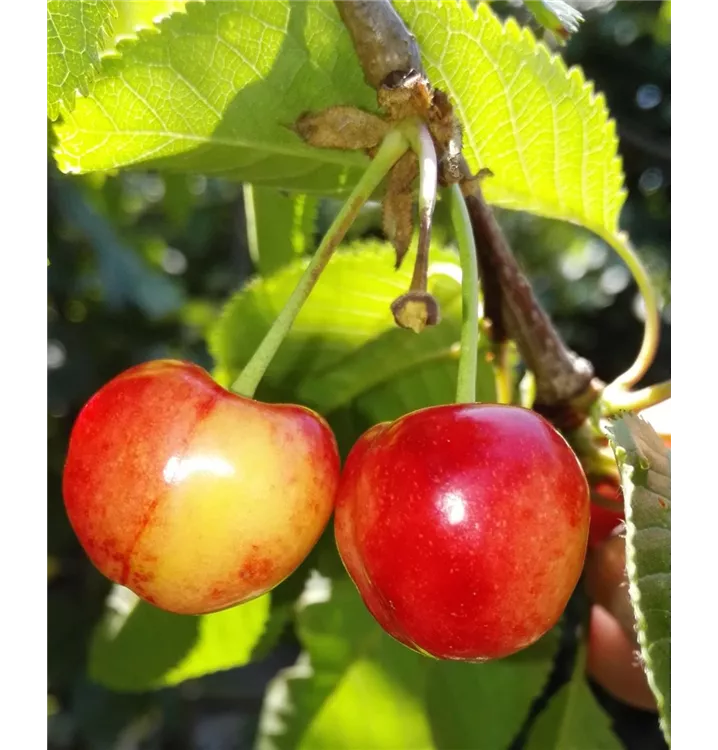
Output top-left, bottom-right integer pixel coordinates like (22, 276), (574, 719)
(231, 128), (410, 398)
(600, 229), (662, 391)
(449, 184), (479, 404)
(601, 379), (671, 417)
(405, 122), (437, 292)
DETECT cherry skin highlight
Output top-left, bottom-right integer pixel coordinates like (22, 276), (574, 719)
(63, 360), (340, 615)
(334, 404), (590, 661)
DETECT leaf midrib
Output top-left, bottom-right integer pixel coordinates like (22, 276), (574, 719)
(58, 126), (370, 167)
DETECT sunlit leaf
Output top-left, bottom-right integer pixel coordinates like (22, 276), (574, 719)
(395, 0), (625, 235)
(244, 186), (319, 276)
(607, 413), (671, 744)
(53, 0), (375, 193)
(209, 241), (495, 416)
(89, 586), (270, 692)
(256, 575), (433, 750)
(53, 0), (624, 236)
(47, 0), (115, 119)
(107, 0), (188, 51)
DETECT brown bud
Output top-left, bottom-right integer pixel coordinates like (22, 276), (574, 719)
(293, 106), (389, 151)
(382, 151), (418, 267)
(383, 191), (414, 269)
(378, 69), (433, 121)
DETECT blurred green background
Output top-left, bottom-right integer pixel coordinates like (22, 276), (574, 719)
(48, 2), (670, 748)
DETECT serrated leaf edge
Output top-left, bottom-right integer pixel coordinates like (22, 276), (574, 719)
(607, 414), (671, 744)
(402, 0), (626, 235)
(50, 0), (196, 134)
(48, 0), (118, 120)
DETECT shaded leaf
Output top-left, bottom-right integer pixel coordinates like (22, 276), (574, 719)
(47, 0), (115, 119)
(525, 675), (621, 750)
(607, 413), (671, 744)
(382, 151), (419, 267)
(89, 586), (270, 692)
(66, 682), (154, 749)
(428, 627), (560, 750)
(244, 186), (319, 276)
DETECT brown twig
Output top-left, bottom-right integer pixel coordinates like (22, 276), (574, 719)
(334, 0), (602, 423)
(459, 163), (596, 407)
(334, 1), (424, 89)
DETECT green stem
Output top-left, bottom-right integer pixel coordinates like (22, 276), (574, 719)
(450, 185), (479, 404)
(599, 229), (662, 390)
(231, 129), (410, 398)
(404, 121), (437, 292)
(601, 379), (671, 416)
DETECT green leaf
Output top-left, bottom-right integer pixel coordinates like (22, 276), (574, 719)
(428, 627), (560, 750)
(249, 536), (331, 662)
(107, 0), (188, 51)
(256, 575), (434, 750)
(47, 0), (116, 120)
(53, 0), (375, 193)
(52, 0), (624, 235)
(244, 186), (319, 276)
(209, 241), (495, 416)
(607, 413), (671, 744)
(525, 675), (622, 750)
(395, 0), (626, 235)
(259, 575), (561, 750)
(427, 628), (559, 750)
(89, 586), (270, 692)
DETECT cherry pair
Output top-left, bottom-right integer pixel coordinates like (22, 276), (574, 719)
(64, 359), (589, 661)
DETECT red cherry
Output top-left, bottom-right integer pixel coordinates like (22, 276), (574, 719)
(63, 360), (340, 615)
(334, 404), (590, 661)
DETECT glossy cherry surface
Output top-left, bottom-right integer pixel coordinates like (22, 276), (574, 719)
(63, 360), (340, 615)
(334, 403), (590, 661)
